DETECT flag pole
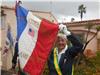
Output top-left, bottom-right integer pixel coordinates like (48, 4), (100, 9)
(15, 1), (22, 75)
(15, 0), (22, 15)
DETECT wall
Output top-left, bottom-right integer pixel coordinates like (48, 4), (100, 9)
(68, 23), (98, 52)
(1, 8), (16, 70)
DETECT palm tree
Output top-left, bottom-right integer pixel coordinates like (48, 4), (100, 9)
(78, 4), (86, 21)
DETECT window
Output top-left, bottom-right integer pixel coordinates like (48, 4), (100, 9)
(1, 10), (6, 29)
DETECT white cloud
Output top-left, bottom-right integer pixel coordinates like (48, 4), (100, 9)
(1, 0), (100, 22)
(53, 14), (80, 22)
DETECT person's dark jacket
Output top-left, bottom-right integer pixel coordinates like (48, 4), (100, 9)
(48, 34), (83, 75)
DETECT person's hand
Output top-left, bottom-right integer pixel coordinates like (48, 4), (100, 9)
(59, 24), (66, 31)
(59, 24), (71, 36)
(63, 26), (71, 36)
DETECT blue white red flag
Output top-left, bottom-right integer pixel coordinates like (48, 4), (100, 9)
(16, 4), (59, 75)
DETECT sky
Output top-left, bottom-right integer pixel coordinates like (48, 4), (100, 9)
(1, 0), (100, 22)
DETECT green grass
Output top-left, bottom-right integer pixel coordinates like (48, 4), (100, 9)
(74, 51), (100, 75)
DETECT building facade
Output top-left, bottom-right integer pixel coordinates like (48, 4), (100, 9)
(0, 6), (100, 70)
(63, 19), (100, 51)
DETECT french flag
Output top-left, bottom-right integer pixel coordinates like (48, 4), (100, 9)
(16, 5), (59, 75)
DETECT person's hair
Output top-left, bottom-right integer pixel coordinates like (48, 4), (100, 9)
(57, 31), (67, 40)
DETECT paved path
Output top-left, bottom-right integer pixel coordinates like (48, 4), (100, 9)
(1, 70), (16, 75)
